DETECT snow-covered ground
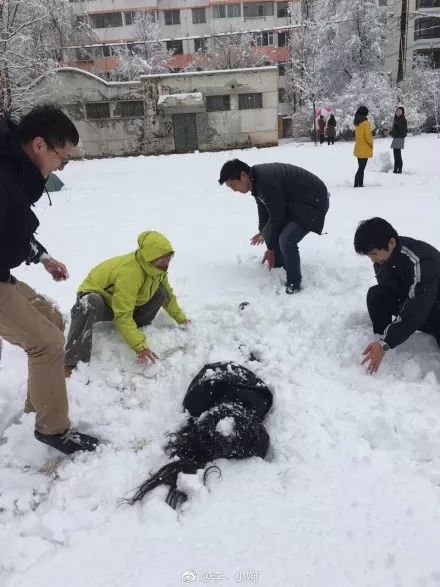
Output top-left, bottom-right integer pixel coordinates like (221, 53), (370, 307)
(1, 135), (440, 587)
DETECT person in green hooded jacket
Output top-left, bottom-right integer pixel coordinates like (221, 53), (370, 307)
(64, 231), (189, 374)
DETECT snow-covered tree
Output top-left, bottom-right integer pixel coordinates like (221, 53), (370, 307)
(111, 12), (170, 80)
(188, 33), (268, 71)
(0, 0), (94, 118)
(285, 1), (330, 140)
(335, 0), (387, 79)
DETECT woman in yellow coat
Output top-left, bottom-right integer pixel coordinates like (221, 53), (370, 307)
(353, 105), (373, 187)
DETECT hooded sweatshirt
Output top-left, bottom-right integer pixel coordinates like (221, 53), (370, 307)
(0, 119), (48, 281)
(78, 231), (187, 351)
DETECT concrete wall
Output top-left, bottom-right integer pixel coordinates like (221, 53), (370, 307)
(42, 66), (278, 157)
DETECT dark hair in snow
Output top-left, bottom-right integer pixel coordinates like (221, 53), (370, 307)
(16, 104), (79, 148)
(354, 217), (398, 254)
(218, 159), (251, 185)
(124, 402), (270, 509)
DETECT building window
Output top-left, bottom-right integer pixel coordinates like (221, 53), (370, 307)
(89, 12), (123, 29)
(277, 1), (288, 17)
(85, 103), (111, 119)
(414, 47), (440, 68)
(278, 62), (288, 76)
(255, 31), (274, 46)
(166, 40), (183, 54)
(124, 11), (136, 25)
(278, 88), (287, 103)
(164, 9), (180, 25)
(416, 0), (440, 7)
(238, 93), (263, 109)
(194, 38), (207, 52)
(278, 31), (289, 46)
(243, 2), (274, 18)
(206, 95), (231, 112)
(192, 7), (206, 24)
(119, 101), (145, 117)
(212, 3), (241, 18)
(415, 17), (440, 40)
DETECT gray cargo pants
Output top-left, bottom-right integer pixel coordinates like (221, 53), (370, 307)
(64, 286), (167, 367)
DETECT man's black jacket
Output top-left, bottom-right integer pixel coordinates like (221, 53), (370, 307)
(375, 236), (440, 348)
(250, 163), (329, 250)
(0, 119), (48, 282)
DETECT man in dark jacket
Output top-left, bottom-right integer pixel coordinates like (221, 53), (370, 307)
(0, 105), (98, 454)
(218, 159), (329, 293)
(355, 217), (440, 374)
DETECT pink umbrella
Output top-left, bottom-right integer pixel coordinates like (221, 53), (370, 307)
(315, 106), (334, 117)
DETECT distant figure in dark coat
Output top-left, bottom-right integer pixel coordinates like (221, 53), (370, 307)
(390, 106), (407, 174)
(326, 114), (336, 145)
(219, 159), (330, 293)
(318, 115), (326, 144)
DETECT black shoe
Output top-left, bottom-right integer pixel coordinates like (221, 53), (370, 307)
(35, 428), (99, 455)
(239, 301), (250, 311)
(286, 283), (302, 294)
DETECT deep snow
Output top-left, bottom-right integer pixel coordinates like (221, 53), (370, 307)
(1, 136), (440, 587)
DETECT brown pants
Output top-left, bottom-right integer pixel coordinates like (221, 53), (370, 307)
(0, 278), (69, 435)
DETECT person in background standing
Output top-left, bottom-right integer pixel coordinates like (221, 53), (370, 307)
(326, 114), (336, 145)
(353, 106), (373, 188)
(390, 106), (407, 174)
(317, 115), (326, 144)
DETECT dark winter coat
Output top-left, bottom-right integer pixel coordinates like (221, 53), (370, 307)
(390, 116), (407, 139)
(183, 362), (273, 420)
(327, 116), (336, 138)
(250, 163), (329, 250)
(375, 236), (440, 348)
(0, 120), (48, 282)
(318, 118), (326, 136)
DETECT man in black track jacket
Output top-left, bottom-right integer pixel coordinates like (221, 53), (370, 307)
(218, 159), (329, 294)
(355, 217), (440, 373)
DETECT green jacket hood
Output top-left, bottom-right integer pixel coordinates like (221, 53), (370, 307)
(136, 231), (174, 273)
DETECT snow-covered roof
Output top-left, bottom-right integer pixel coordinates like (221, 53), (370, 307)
(140, 66), (277, 80)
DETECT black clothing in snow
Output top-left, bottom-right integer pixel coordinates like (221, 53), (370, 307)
(250, 163), (329, 250)
(371, 236), (440, 348)
(0, 119), (48, 282)
(183, 361), (273, 420)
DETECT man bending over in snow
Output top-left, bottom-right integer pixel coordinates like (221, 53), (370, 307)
(355, 217), (440, 374)
(218, 159), (329, 293)
(64, 231), (190, 375)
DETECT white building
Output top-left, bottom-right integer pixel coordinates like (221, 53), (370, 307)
(385, 0), (440, 84)
(66, 0), (294, 135)
(41, 66), (279, 157)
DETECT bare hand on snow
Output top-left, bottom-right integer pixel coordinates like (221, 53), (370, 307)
(136, 349), (159, 365)
(361, 341), (385, 374)
(261, 249), (275, 271)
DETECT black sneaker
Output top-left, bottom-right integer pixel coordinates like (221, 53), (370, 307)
(286, 283), (302, 295)
(35, 428), (99, 455)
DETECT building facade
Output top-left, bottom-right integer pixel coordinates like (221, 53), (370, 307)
(66, 0), (294, 134)
(42, 66), (278, 157)
(385, 0), (440, 83)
